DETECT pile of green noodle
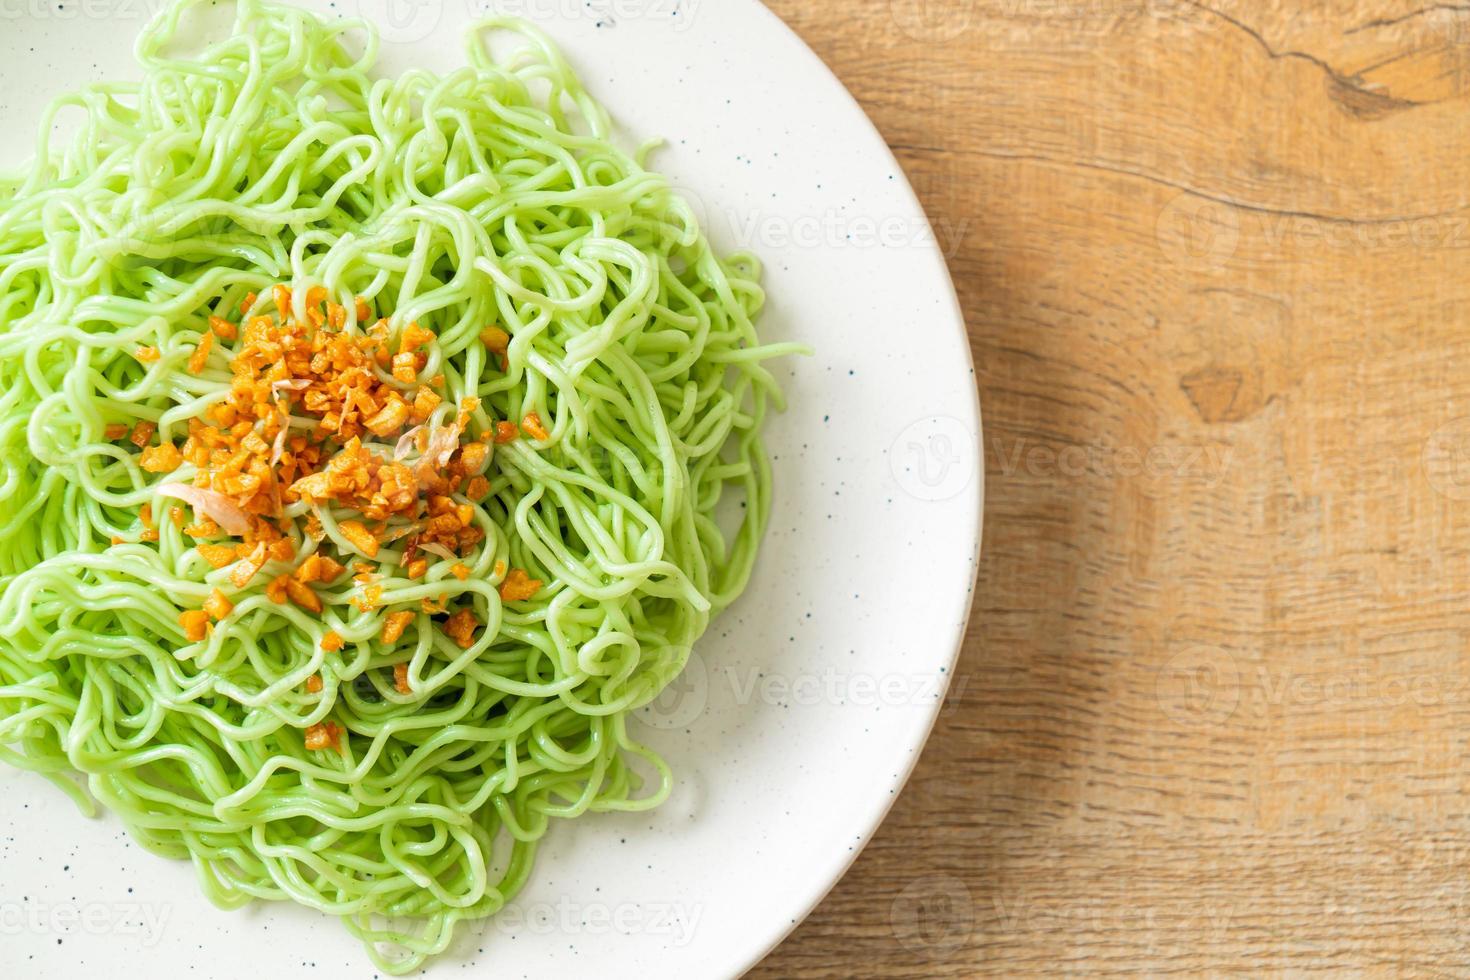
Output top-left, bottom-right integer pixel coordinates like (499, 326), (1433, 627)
(0, 0), (793, 969)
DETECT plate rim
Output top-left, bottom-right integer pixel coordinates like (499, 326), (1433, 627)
(724, 1), (984, 973)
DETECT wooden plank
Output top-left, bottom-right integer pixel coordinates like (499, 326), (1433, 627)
(754, 0), (1470, 974)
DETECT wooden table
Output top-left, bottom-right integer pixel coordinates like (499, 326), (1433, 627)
(752, 0), (1470, 974)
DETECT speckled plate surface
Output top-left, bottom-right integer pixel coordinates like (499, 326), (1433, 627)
(0, 1), (981, 976)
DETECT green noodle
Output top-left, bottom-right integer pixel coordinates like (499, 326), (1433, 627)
(0, 0), (796, 970)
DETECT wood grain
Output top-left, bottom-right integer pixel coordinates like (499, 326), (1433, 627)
(751, 0), (1470, 974)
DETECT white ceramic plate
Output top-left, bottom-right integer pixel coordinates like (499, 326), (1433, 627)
(0, 2), (981, 976)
